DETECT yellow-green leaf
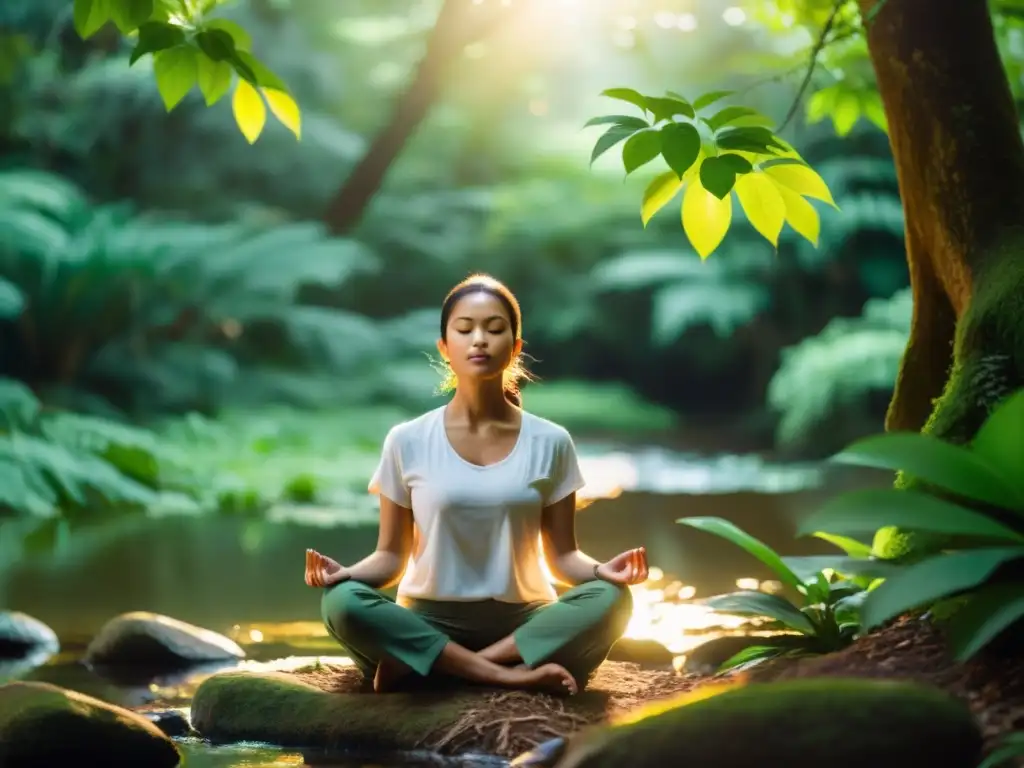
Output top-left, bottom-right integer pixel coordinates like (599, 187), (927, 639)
(197, 53), (232, 105)
(832, 90), (861, 136)
(861, 91), (888, 133)
(641, 171), (683, 227)
(262, 88), (301, 140)
(682, 177), (732, 260)
(74, 0), (111, 39)
(232, 78), (266, 144)
(764, 163), (837, 208)
(735, 172), (786, 247)
(203, 18), (252, 51)
(152, 45), (198, 111)
(771, 179), (821, 247)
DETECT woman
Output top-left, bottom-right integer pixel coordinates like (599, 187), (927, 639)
(304, 274), (649, 695)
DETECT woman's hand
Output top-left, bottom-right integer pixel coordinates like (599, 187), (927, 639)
(305, 549), (350, 588)
(596, 547), (649, 586)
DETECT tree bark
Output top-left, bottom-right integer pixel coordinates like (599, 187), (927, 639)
(860, 0), (1024, 430)
(859, 0), (1024, 556)
(322, 0), (511, 235)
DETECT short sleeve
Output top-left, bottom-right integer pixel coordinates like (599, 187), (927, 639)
(368, 427), (411, 507)
(546, 431), (586, 506)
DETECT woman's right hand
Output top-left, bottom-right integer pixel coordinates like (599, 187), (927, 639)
(305, 549), (350, 587)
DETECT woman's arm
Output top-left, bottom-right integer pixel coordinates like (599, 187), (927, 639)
(343, 496), (414, 588)
(541, 493), (602, 586)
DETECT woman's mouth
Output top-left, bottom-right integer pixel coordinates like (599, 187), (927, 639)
(468, 354), (490, 363)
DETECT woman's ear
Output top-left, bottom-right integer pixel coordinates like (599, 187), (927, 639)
(436, 338), (449, 362)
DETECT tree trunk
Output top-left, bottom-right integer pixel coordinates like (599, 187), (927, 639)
(322, 0), (511, 235)
(859, 0), (1024, 556)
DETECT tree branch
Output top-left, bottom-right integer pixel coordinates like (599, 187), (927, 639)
(322, 0), (513, 235)
(777, 0), (850, 133)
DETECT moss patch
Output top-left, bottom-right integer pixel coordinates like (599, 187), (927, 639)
(0, 681), (181, 768)
(557, 677), (982, 768)
(189, 660), (701, 758)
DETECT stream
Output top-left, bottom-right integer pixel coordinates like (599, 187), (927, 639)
(0, 443), (887, 767)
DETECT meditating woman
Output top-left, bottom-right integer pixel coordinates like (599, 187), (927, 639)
(304, 274), (649, 695)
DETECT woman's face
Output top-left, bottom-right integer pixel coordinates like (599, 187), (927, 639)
(438, 291), (521, 386)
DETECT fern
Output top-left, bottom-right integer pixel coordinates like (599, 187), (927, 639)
(0, 377), (192, 517)
(768, 289), (912, 448)
(589, 248), (772, 344)
(0, 169), (384, 415)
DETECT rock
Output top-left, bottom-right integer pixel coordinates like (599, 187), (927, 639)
(191, 660), (701, 758)
(544, 678), (982, 768)
(84, 612), (245, 667)
(0, 612), (59, 657)
(606, 638), (673, 668)
(0, 681), (181, 768)
(141, 709), (193, 738)
(510, 737), (568, 766)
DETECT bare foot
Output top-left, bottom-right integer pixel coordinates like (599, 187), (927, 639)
(508, 663), (578, 696)
(373, 657), (412, 693)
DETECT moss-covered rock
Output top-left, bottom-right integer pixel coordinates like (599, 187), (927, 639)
(0, 681), (181, 768)
(191, 670), (473, 750)
(546, 678), (982, 768)
(85, 612), (245, 667)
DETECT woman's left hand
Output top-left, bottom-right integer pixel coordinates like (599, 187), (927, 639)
(596, 547), (648, 586)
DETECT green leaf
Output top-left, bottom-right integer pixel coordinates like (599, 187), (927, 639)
(734, 171), (786, 246)
(780, 556), (897, 584)
(706, 106), (760, 131)
(584, 115), (649, 130)
(197, 52), (233, 106)
(234, 51), (289, 92)
(677, 516), (805, 592)
(832, 90), (861, 136)
(813, 532), (873, 558)
(699, 153), (751, 200)
(73, 0), (111, 38)
(640, 171), (683, 227)
(860, 548), (1024, 629)
(834, 432), (1023, 510)
(109, 0), (153, 33)
(601, 87), (648, 113)
(798, 488), (1024, 544)
(202, 18), (252, 51)
(946, 582), (1024, 660)
(129, 21), (185, 65)
(622, 130), (661, 175)
(693, 90), (734, 111)
(978, 733), (1024, 768)
(590, 125), (634, 165)
(195, 29), (237, 62)
(971, 391), (1024, 498)
(833, 590), (868, 624)
(645, 96), (695, 121)
(660, 123), (701, 178)
(153, 45), (198, 111)
(705, 591), (817, 635)
(715, 126), (784, 154)
(719, 644), (789, 671)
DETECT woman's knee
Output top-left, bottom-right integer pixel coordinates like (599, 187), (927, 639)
(320, 580), (375, 633)
(583, 579), (634, 625)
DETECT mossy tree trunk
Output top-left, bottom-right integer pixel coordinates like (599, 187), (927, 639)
(859, 0), (1024, 556)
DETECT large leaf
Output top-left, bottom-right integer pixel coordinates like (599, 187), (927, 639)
(834, 432), (1022, 510)
(945, 582), (1024, 660)
(780, 555), (898, 583)
(813, 532), (873, 558)
(798, 489), (1024, 544)
(971, 391), (1024, 502)
(678, 516), (805, 592)
(860, 548), (1024, 629)
(704, 591), (817, 635)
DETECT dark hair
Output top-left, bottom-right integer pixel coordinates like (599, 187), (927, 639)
(438, 274), (531, 406)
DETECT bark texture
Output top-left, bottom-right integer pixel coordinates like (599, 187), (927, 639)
(858, 0), (1024, 557)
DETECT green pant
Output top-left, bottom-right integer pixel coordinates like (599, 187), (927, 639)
(320, 579), (632, 687)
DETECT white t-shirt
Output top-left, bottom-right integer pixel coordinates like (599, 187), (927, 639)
(368, 406), (586, 604)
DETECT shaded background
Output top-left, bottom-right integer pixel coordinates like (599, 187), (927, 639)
(0, 0), (911, 684)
